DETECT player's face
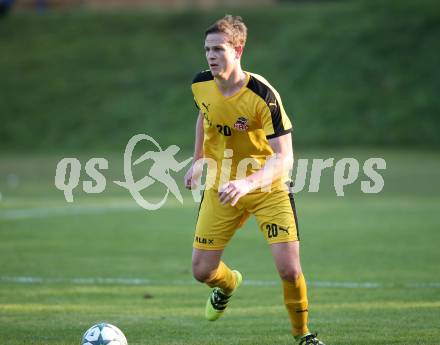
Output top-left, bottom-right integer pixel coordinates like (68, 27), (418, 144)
(204, 32), (238, 79)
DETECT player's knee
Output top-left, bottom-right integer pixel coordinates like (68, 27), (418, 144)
(278, 266), (302, 282)
(192, 269), (213, 283)
(192, 263), (214, 283)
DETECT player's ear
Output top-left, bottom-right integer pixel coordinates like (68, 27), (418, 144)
(235, 45), (244, 59)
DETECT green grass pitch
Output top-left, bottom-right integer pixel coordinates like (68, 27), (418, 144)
(0, 149), (439, 344)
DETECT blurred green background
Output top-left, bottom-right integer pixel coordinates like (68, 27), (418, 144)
(1, 0), (439, 152)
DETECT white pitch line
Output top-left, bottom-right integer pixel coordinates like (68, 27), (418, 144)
(0, 199), (196, 221)
(0, 204), (139, 220)
(0, 276), (439, 289)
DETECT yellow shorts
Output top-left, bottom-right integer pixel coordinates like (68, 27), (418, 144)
(193, 188), (300, 250)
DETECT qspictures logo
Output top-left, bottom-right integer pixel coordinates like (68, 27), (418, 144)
(54, 133), (387, 210)
(54, 134), (192, 210)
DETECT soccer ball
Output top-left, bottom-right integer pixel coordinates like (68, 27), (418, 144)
(81, 323), (128, 345)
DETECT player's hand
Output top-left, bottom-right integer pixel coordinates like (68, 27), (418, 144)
(218, 179), (254, 206)
(184, 163), (203, 190)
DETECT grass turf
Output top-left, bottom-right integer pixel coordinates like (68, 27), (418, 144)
(0, 148), (439, 344)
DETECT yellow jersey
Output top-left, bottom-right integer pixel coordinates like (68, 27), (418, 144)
(191, 70), (292, 191)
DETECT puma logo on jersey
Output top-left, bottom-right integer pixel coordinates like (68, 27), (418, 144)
(279, 226), (290, 234)
(202, 102), (210, 112)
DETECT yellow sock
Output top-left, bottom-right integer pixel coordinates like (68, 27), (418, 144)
(205, 261), (236, 295)
(283, 273), (309, 337)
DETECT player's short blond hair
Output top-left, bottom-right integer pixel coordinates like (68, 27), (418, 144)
(205, 15), (247, 48)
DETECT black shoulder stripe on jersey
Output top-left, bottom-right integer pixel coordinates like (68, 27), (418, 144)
(246, 75), (285, 136)
(192, 70), (214, 84)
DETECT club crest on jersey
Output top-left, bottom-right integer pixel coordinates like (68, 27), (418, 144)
(233, 116), (249, 131)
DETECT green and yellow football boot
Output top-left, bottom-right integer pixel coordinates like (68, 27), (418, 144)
(205, 270), (242, 321)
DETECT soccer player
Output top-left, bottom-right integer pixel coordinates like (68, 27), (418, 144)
(184, 15), (326, 345)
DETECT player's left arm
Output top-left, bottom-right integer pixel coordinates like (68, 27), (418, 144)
(218, 133), (293, 206)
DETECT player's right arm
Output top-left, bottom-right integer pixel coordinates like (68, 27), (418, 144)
(184, 111), (204, 189)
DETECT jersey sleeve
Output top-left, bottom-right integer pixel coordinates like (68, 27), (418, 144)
(191, 84), (200, 111)
(247, 74), (292, 139)
(259, 92), (292, 139)
(191, 70), (213, 113)
(193, 97), (200, 110)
